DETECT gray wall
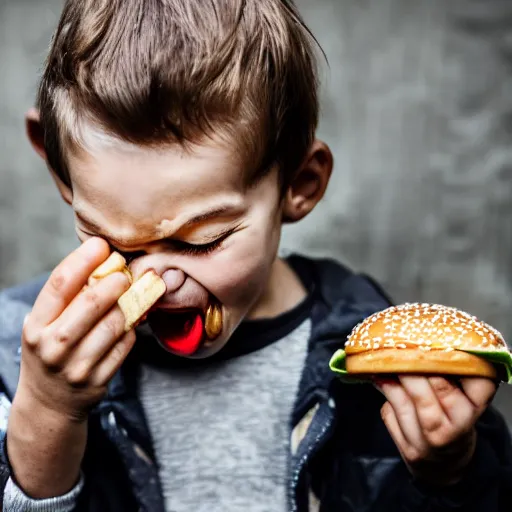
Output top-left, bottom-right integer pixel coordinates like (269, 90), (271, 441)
(1, 1), (512, 422)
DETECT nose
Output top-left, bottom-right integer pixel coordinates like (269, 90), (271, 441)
(161, 269), (186, 294)
(129, 258), (186, 294)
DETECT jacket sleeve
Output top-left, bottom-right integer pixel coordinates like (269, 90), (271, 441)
(386, 406), (512, 511)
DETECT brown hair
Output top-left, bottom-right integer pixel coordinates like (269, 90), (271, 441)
(37, 0), (322, 189)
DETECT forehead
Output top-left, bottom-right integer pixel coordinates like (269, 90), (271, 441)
(67, 132), (249, 228)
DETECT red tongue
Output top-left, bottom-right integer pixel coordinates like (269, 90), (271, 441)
(148, 311), (204, 356)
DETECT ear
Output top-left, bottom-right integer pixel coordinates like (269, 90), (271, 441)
(26, 108), (73, 205)
(282, 140), (333, 223)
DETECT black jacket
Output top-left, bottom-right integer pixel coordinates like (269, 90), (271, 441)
(0, 255), (510, 511)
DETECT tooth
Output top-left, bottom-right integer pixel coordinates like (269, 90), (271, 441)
(205, 303), (223, 339)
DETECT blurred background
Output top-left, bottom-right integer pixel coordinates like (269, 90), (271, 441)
(1, 0), (511, 424)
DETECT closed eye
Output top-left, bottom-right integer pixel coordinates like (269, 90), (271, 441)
(170, 235), (227, 256)
(171, 225), (239, 256)
(116, 238), (226, 260)
(78, 226), (236, 258)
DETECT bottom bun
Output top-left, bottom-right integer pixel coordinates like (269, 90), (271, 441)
(345, 349), (497, 378)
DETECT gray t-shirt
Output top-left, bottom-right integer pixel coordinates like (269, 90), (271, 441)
(139, 318), (311, 512)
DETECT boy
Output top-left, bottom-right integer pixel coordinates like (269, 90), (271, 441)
(0, 0), (511, 510)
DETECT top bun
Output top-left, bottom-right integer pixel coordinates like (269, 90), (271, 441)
(345, 303), (507, 355)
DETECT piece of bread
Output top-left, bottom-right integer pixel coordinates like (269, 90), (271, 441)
(89, 252), (166, 331)
(330, 303), (512, 382)
(344, 348), (498, 378)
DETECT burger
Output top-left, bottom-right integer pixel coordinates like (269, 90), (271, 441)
(329, 303), (512, 383)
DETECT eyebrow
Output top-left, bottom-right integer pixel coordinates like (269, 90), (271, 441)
(75, 204), (241, 248)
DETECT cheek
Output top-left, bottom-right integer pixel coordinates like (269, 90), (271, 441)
(195, 216), (281, 310)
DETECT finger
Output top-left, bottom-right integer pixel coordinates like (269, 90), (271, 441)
(427, 376), (475, 434)
(62, 306), (128, 386)
(459, 377), (497, 411)
(381, 402), (409, 454)
(378, 380), (428, 452)
(380, 401), (423, 468)
(40, 272), (131, 365)
(89, 330), (137, 387)
(30, 238), (110, 327)
(398, 376), (451, 437)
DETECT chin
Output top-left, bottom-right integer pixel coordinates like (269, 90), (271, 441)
(179, 334), (232, 359)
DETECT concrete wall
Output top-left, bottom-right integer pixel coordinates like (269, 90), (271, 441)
(1, 0), (512, 422)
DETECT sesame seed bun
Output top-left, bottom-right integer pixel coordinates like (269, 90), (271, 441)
(345, 349), (498, 378)
(331, 303), (512, 381)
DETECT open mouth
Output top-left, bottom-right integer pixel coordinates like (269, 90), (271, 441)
(147, 303), (223, 356)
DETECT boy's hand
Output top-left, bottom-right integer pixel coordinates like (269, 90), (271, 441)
(376, 376), (496, 486)
(16, 236), (135, 421)
(8, 237), (135, 498)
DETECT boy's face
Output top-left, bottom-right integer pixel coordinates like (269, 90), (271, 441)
(27, 112), (332, 358)
(65, 134), (285, 357)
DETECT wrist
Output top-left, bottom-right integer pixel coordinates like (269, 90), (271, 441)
(7, 389), (87, 498)
(12, 380), (89, 425)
